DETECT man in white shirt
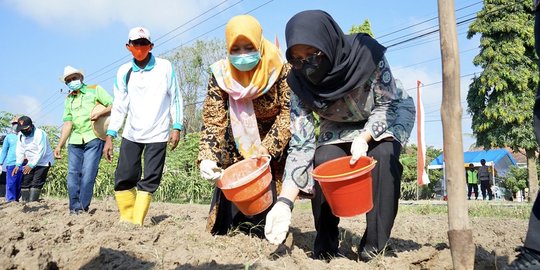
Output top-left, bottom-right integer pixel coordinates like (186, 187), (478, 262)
(12, 116), (55, 202)
(103, 27), (183, 226)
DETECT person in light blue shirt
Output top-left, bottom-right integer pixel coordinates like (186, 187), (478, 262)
(0, 117), (23, 202)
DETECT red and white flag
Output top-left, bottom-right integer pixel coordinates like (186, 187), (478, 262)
(417, 80), (430, 186)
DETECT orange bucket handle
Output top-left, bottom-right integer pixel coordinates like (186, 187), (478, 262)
(222, 155), (272, 189)
(312, 158), (377, 179)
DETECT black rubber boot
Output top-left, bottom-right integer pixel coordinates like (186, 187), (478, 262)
(20, 188), (30, 202)
(29, 188), (41, 202)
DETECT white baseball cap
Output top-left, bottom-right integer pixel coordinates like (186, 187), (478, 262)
(128, 27), (151, 42)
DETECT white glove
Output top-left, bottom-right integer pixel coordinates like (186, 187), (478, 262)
(199, 159), (222, 182)
(350, 135), (369, 165)
(264, 201), (292, 245)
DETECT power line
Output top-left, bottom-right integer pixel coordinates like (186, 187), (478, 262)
(385, 17), (476, 48)
(85, 0), (242, 80)
(393, 47), (477, 71)
(381, 9), (477, 46)
(404, 72), (479, 94)
(32, 0), (256, 120)
(153, 0), (231, 43)
(387, 23), (471, 53)
(93, 0), (276, 85)
(87, 0), (249, 82)
(36, 1), (488, 123)
(153, 0), (246, 52)
(376, 0), (482, 40)
(27, 90), (64, 117)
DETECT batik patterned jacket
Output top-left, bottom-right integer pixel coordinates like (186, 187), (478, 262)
(198, 65), (292, 172)
(283, 57), (415, 193)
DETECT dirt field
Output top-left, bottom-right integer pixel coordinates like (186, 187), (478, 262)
(0, 197), (530, 270)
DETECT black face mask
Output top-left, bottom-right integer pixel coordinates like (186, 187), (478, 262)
(300, 56), (332, 85)
(21, 127), (33, 136)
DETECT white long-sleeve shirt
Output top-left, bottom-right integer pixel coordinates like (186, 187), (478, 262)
(15, 127), (55, 168)
(107, 55), (183, 143)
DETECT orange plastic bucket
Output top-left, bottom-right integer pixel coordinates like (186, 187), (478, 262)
(216, 156), (273, 216)
(312, 156), (377, 217)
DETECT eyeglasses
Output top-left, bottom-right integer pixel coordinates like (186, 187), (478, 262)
(289, 51), (324, 70)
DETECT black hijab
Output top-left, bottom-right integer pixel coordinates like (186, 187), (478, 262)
(285, 10), (387, 109)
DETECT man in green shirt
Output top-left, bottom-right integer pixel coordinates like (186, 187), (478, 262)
(54, 66), (113, 214)
(466, 163), (478, 200)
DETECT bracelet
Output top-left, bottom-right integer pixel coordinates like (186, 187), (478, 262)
(277, 197), (294, 210)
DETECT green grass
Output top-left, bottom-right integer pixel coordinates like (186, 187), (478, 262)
(398, 201), (533, 219)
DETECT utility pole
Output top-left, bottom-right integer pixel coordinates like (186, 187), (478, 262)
(437, 0), (475, 269)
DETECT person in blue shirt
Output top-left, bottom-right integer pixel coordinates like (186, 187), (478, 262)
(0, 117), (23, 202)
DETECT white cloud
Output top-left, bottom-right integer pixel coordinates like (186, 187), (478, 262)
(0, 93), (66, 127)
(4, 0), (216, 33)
(0, 94), (41, 116)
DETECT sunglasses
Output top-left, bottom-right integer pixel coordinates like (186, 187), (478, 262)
(289, 51), (324, 70)
(65, 76), (81, 84)
(128, 40), (152, 47)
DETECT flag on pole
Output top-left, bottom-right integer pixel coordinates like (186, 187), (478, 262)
(417, 80), (430, 186)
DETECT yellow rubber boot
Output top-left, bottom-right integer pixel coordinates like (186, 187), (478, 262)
(114, 188), (136, 223)
(132, 190), (152, 226)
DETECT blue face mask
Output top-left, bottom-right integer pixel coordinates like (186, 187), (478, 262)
(67, 80), (83, 91)
(229, 52), (261, 71)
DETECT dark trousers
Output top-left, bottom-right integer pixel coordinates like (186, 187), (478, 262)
(467, 183), (478, 199)
(0, 171), (5, 185)
(525, 193), (540, 252)
(480, 180), (493, 200)
(114, 138), (167, 193)
(311, 140), (402, 256)
(210, 180), (277, 238)
(21, 165), (50, 189)
(0, 171), (5, 197)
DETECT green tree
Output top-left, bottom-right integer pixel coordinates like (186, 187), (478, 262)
(399, 144), (443, 200)
(40, 125), (61, 146)
(349, 19), (375, 37)
(164, 39), (226, 135)
(499, 165), (528, 200)
(0, 111), (16, 134)
(467, 0), (538, 201)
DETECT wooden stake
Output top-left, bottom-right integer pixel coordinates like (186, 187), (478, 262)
(437, 0), (475, 269)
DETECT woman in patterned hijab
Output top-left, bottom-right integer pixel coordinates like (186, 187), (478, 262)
(265, 10), (416, 262)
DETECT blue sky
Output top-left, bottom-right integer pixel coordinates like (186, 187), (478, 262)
(0, 0), (482, 150)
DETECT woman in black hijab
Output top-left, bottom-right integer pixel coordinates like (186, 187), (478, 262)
(264, 10), (415, 261)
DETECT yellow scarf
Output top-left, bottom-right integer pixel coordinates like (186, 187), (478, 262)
(210, 15), (284, 158)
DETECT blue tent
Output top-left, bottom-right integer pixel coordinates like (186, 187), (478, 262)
(428, 148), (517, 176)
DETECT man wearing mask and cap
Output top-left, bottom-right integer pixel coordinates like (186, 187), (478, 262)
(54, 66), (113, 214)
(0, 117), (23, 202)
(13, 116), (55, 202)
(103, 27), (183, 226)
